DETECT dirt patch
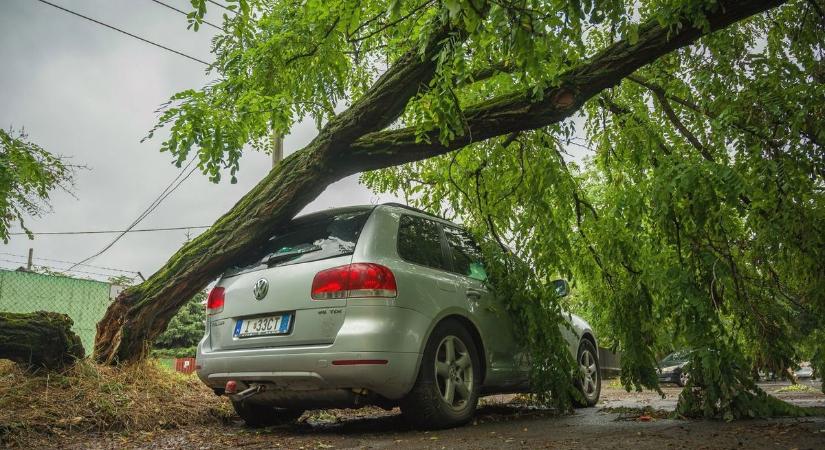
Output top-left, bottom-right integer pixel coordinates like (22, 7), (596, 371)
(0, 359), (232, 447)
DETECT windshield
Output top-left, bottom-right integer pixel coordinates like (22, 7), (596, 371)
(660, 350), (690, 366)
(224, 209), (372, 277)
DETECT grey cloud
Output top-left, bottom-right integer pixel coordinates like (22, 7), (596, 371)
(1, 0), (399, 280)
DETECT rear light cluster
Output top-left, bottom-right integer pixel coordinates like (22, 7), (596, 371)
(311, 263), (397, 300)
(206, 286), (225, 315)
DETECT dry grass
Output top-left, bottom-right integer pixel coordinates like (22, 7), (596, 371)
(0, 358), (232, 446)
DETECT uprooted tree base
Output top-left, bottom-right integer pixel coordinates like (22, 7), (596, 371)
(0, 311), (84, 371)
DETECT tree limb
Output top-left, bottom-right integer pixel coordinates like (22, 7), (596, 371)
(94, 0), (787, 363)
(344, 0), (785, 171)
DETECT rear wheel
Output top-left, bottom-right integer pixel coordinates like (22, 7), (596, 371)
(573, 339), (601, 407)
(232, 400), (304, 427)
(400, 319), (481, 429)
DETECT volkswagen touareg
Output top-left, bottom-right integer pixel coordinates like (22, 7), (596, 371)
(196, 203), (601, 429)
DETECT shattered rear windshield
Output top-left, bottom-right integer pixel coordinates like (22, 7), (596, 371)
(224, 209), (372, 277)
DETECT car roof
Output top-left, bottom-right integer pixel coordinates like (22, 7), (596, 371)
(288, 202), (460, 230)
(378, 202), (457, 226)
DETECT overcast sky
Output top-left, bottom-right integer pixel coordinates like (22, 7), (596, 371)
(1, 0), (400, 281)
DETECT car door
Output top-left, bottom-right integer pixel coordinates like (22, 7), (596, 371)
(441, 225), (526, 389)
(391, 214), (462, 320)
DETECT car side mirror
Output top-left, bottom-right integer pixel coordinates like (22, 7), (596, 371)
(551, 279), (570, 297)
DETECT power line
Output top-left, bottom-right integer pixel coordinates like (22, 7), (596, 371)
(148, 0), (222, 30)
(207, 0), (236, 14)
(9, 225), (211, 236)
(35, 0), (210, 66)
(0, 252), (140, 274)
(70, 157), (200, 269)
(0, 258), (129, 280)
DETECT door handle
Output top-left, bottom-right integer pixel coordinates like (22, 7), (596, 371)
(466, 288), (486, 299)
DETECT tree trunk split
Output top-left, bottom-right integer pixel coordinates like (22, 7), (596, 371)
(93, 0), (787, 364)
(0, 311), (85, 371)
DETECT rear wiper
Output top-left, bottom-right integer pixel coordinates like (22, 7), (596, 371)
(264, 245), (322, 266)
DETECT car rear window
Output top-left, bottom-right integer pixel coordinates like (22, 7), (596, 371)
(224, 209), (372, 277)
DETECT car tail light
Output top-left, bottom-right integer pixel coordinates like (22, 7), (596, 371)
(311, 263), (397, 300)
(206, 286), (225, 315)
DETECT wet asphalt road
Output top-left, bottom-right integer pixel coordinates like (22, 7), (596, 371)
(58, 381), (825, 450)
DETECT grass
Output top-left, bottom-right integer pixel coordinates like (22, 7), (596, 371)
(606, 378), (624, 389)
(775, 384), (815, 393)
(0, 358), (232, 447)
(599, 405), (672, 420)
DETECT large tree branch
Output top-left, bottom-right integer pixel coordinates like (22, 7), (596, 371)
(343, 0), (785, 171)
(94, 0), (786, 364)
(94, 20), (463, 364)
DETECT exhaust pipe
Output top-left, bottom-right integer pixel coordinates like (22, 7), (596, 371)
(224, 380), (264, 402)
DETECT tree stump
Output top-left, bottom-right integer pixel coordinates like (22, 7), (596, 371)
(0, 311), (85, 370)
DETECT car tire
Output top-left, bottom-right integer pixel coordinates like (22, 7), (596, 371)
(232, 400), (304, 427)
(400, 319), (482, 429)
(573, 339), (601, 407)
(677, 370), (689, 387)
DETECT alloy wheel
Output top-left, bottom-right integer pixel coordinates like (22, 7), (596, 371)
(580, 348), (599, 401)
(434, 335), (474, 410)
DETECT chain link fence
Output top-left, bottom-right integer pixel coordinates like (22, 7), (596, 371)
(0, 269), (116, 353)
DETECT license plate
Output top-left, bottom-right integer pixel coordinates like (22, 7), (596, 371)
(234, 313), (292, 338)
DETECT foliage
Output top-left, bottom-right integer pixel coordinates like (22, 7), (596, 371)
(150, 346), (198, 359)
(359, 0), (825, 418)
(0, 128), (74, 242)
(153, 291), (206, 350)
(480, 240), (580, 410)
(134, 0), (823, 415)
(148, 0), (654, 181)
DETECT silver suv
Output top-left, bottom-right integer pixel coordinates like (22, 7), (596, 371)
(196, 203), (601, 428)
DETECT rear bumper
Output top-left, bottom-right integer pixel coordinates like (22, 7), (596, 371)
(658, 371), (680, 384)
(196, 305), (431, 403)
(196, 349), (419, 400)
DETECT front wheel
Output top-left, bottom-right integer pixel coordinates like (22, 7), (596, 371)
(232, 400), (304, 427)
(400, 319), (481, 429)
(573, 339), (601, 407)
(678, 370), (689, 387)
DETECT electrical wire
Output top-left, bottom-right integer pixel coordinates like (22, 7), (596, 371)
(35, 0), (210, 66)
(0, 252), (140, 274)
(0, 258), (130, 280)
(207, 0), (236, 14)
(148, 0), (222, 30)
(69, 156), (200, 269)
(9, 225), (211, 236)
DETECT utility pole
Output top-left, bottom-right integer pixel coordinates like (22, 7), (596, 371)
(271, 128), (283, 168)
(27, 248), (33, 271)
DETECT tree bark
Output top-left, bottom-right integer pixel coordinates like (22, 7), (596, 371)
(94, 0), (786, 364)
(0, 311), (84, 371)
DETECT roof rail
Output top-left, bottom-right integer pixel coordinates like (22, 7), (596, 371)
(381, 202), (445, 220)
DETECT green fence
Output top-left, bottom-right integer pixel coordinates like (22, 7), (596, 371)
(0, 269), (114, 353)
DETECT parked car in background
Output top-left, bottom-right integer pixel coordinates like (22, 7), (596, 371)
(658, 350), (690, 386)
(196, 203), (600, 429)
(794, 363), (817, 380)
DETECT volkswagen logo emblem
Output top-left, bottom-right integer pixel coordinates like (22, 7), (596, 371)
(253, 278), (269, 300)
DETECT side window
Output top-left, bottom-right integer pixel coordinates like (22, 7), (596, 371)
(443, 226), (487, 281)
(397, 215), (447, 270)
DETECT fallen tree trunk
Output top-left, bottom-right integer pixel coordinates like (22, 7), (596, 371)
(0, 311), (84, 370)
(94, 0), (786, 364)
